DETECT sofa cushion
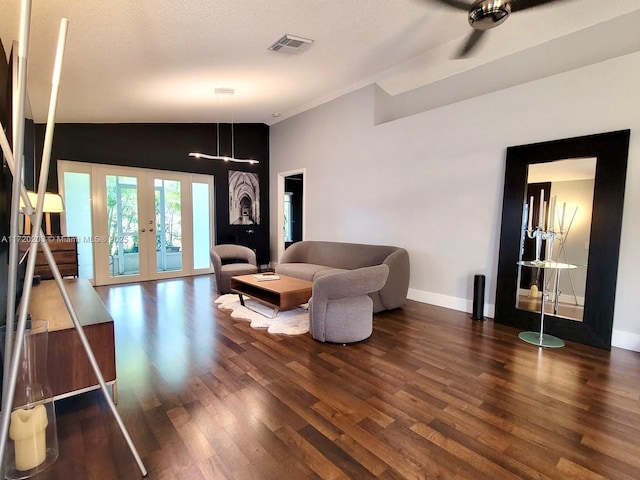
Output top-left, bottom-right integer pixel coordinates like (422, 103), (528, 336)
(276, 263), (331, 281)
(222, 263), (258, 275)
(312, 267), (347, 279)
(279, 241), (396, 270)
(217, 263), (258, 294)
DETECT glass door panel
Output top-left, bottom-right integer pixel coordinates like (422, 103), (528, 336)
(155, 178), (182, 273)
(62, 171), (94, 279)
(192, 182), (212, 270)
(106, 175), (141, 277)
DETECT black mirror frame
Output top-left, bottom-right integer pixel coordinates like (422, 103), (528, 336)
(495, 130), (630, 349)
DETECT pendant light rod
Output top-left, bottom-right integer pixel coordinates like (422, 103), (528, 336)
(188, 152), (258, 164)
(189, 87), (258, 164)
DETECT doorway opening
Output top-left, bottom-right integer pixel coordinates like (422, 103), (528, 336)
(284, 173), (303, 250)
(277, 169), (305, 263)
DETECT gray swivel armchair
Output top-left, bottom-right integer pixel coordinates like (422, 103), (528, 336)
(210, 244), (258, 294)
(309, 264), (389, 343)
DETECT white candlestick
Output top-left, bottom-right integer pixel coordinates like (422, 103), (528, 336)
(559, 202), (566, 232)
(538, 189), (545, 229)
(527, 196), (533, 231)
(548, 195), (556, 231)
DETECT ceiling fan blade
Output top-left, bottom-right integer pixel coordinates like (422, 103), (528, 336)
(456, 29), (486, 58)
(431, 0), (473, 11)
(511, 0), (564, 12)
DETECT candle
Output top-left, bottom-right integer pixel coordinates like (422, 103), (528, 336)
(528, 195), (534, 231)
(559, 202), (566, 232)
(548, 195), (556, 231)
(9, 405), (48, 471)
(538, 189), (545, 229)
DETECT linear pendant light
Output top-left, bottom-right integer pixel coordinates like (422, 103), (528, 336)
(189, 88), (258, 164)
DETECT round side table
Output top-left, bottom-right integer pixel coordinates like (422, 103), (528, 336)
(517, 260), (577, 348)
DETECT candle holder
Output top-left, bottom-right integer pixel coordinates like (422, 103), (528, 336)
(525, 225), (558, 266)
(519, 225), (575, 348)
(1, 320), (58, 479)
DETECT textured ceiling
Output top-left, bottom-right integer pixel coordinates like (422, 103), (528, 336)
(1, 0), (640, 125)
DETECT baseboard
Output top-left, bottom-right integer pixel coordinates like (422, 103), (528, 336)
(407, 288), (495, 319)
(611, 330), (640, 352)
(408, 288), (639, 352)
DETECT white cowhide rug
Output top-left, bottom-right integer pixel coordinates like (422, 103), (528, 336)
(215, 294), (309, 335)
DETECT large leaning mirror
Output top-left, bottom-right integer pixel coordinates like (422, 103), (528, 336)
(495, 130), (630, 349)
(516, 157), (596, 322)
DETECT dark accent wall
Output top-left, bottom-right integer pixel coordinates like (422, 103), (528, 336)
(0, 39), (9, 138)
(34, 122), (270, 266)
(0, 38), (11, 329)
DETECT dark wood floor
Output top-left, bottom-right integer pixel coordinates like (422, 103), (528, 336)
(35, 275), (640, 479)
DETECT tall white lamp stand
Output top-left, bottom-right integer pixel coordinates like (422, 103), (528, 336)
(0, 2), (147, 477)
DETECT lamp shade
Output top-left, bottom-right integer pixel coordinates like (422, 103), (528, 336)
(19, 191), (38, 211)
(20, 192), (64, 213)
(43, 193), (64, 213)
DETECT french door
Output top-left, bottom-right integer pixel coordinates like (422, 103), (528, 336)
(58, 161), (214, 286)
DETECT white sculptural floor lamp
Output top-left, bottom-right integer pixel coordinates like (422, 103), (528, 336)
(0, 1), (147, 476)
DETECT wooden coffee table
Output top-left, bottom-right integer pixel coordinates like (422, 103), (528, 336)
(229, 274), (313, 318)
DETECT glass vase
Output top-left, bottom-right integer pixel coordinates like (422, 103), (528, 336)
(2, 319), (58, 479)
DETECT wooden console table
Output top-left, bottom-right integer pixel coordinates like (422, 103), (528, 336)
(27, 278), (117, 401)
(19, 236), (79, 279)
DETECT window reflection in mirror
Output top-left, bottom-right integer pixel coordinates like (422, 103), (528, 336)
(516, 157), (596, 322)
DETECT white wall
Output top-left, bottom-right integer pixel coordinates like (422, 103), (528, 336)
(269, 51), (640, 351)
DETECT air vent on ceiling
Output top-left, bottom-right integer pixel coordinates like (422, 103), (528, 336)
(268, 34), (314, 54)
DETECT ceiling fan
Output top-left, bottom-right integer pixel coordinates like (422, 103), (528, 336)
(432, 0), (564, 58)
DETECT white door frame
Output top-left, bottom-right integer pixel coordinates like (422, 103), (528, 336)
(276, 168), (306, 263)
(58, 160), (214, 285)
(93, 165), (154, 285)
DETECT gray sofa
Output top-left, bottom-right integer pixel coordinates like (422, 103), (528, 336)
(276, 240), (409, 312)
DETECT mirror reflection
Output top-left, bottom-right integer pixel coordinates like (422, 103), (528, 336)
(516, 157), (596, 322)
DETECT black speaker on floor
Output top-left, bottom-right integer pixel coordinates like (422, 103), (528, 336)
(472, 274), (485, 321)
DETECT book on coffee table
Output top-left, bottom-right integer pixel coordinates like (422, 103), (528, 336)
(253, 273), (280, 281)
